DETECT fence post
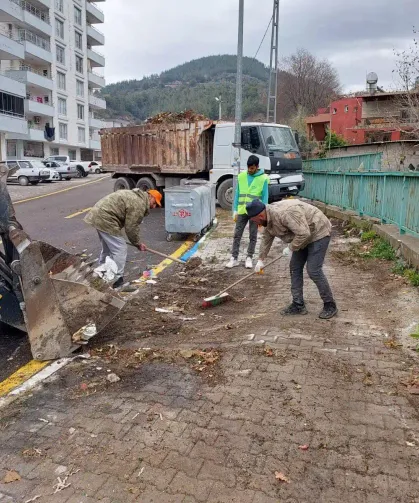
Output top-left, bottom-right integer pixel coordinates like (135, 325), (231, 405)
(399, 175), (408, 235)
(381, 174), (387, 224)
(324, 173), (328, 204)
(342, 174), (347, 210)
(359, 174), (365, 217)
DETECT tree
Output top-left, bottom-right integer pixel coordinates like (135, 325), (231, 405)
(318, 130), (348, 158)
(392, 29), (419, 140)
(278, 48), (341, 120)
(289, 105), (318, 159)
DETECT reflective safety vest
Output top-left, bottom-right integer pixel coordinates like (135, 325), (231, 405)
(237, 171), (268, 214)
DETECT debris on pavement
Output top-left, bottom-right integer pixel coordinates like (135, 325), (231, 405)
(25, 496), (42, 503)
(93, 257), (118, 282)
(155, 307), (173, 313)
(275, 471), (290, 483)
(22, 448), (43, 458)
(53, 468), (80, 494)
(3, 470), (21, 483)
(106, 373), (121, 383)
(299, 444), (309, 451)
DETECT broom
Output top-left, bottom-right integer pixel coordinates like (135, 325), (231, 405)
(202, 255), (284, 308)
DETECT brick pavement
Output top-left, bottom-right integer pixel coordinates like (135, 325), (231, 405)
(1, 212), (419, 502)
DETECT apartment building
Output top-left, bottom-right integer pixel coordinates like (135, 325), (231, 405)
(0, 0), (106, 162)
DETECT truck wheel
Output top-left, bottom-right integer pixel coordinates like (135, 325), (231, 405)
(76, 167), (84, 178)
(18, 176), (29, 186)
(114, 177), (135, 191)
(217, 178), (234, 210)
(136, 177), (156, 191)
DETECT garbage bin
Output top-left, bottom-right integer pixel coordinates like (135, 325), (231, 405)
(164, 183), (215, 242)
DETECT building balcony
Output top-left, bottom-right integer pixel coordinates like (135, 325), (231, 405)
(86, 2), (104, 24)
(0, 111), (28, 135)
(21, 1), (52, 37)
(89, 116), (104, 129)
(86, 24), (105, 46)
(0, 72), (26, 97)
(87, 48), (105, 67)
(25, 98), (54, 117)
(88, 71), (105, 88)
(89, 138), (101, 150)
(7, 126), (45, 141)
(0, 31), (25, 60)
(6, 68), (53, 91)
(19, 29), (52, 63)
(35, 0), (50, 8)
(88, 93), (106, 109)
(0, 0), (23, 23)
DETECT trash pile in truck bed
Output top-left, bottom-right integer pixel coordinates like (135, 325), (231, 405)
(145, 109), (209, 124)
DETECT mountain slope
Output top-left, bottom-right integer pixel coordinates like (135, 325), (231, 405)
(99, 55), (269, 122)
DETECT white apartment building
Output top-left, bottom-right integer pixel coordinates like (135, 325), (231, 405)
(0, 0), (106, 162)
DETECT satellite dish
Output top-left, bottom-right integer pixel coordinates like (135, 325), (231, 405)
(367, 72), (378, 84)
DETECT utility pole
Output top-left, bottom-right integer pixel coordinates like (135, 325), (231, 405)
(232, 0), (244, 214)
(266, 0), (280, 123)
(215, 96), (222, 121)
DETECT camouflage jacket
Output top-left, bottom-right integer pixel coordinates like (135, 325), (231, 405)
(84, 189), (150, 246)
(259, 199), (332, 259)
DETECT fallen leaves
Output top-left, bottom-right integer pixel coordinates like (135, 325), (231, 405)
(275, 471), (290, 483)
(3, 470), (21, 483)
(400, 370), (419, 395)
(383, 338), (402, 349)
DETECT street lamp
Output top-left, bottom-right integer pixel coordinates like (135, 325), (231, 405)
(215, 96), (222, 121)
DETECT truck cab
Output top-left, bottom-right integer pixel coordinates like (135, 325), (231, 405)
(211, 122), (305, 209)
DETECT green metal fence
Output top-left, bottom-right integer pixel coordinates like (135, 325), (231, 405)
(301, 171), (419, 238)
(303, 153), (382, 173)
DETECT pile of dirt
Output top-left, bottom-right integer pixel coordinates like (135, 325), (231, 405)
(146, 110), (209, 124)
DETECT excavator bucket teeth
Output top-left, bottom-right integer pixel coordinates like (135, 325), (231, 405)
(1, 162), (126, 361)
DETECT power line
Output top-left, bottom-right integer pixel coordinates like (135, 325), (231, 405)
(254, 15), (273, 60)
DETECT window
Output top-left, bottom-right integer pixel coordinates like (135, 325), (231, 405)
(0, 91), (25, 117)
(55, 0), (63, 12)
(50, 147), (59, 156)
(7, 140), (17, 158)
(332, 108), (337, 115)
(76, 55), (83, 74)
(344, 105), (349, 113)
(74, 6), (82, 26)
(57, 71), (66, 90)
(55, 18), (64, 39)
(56, 44), (65, 65)
(75, 31), (82, 50)
(58, 97), (67, 115)
(77, 103), (84, 120)
(23, 142), (44, 158)
(78, 127), (85, 143)
(76, 80), (84, 97)
(354, 106), (358, 113)
(59, 122), (68, 140)
(68, 149), (76, 160)
(241, 126), (262, 155)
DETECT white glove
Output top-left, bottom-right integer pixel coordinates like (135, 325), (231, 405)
(255, 260), (265, 273)
(282, 246), (291, 257)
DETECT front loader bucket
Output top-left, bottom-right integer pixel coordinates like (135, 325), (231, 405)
(1, 162), (126, 361)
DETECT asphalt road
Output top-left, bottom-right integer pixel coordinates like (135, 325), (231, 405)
(1, 176), (186, 381)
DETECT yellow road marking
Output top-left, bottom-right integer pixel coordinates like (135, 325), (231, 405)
(14, 175), (110, 205)
(65, 208), (92, 219)
(0, 360), (49, 398)
(0, 239), (194, 397)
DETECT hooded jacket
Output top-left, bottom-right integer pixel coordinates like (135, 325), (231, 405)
(259, 199), (332, 259)
(84, 189), (150, 246)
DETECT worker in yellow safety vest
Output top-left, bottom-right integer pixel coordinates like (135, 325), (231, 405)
(226, 155), (269, 269)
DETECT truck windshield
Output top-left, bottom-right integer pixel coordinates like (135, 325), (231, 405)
(261, 126), (298, 152)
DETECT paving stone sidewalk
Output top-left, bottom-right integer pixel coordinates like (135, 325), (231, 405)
(1, 212), (419, 503)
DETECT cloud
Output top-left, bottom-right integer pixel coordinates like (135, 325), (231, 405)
(101, 0), (416, 91)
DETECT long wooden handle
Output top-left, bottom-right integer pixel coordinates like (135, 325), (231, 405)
(215, 255), (283, 298)
(126, 241), (185, 264)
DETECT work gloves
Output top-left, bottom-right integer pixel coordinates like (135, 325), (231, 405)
(282, 246), (291, 257)
(255, 260), (264, 273)
(233, 211), (238, 222)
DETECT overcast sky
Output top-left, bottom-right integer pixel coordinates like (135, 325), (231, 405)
(100, 0), (417, 92)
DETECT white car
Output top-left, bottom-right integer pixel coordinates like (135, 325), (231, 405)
(44, 156), (90, 178)
(43, 167), (61, 182)
(4, 160), (51, 185)
(89, 161), (102, 174)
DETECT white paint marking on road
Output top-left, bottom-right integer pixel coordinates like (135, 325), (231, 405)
(65, 208), (92, 219)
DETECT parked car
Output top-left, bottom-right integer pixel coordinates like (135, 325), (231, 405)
(4, 160), (51, 186)
(42, 167), (61, 182)
(89, 161), (102, 174)
(42, 160), (78, 180)
(43, 156), (90, 178)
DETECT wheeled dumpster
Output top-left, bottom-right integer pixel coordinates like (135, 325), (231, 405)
(164, 183), (216, 242)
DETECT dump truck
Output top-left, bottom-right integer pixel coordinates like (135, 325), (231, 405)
(0, 163), (126, 361)
(100, 120), (305, 209)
